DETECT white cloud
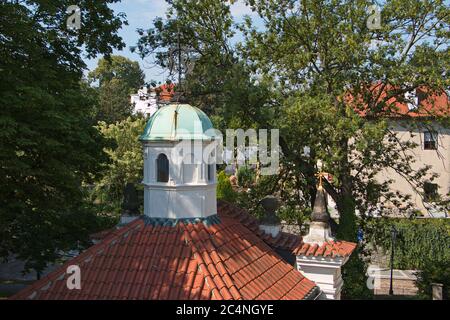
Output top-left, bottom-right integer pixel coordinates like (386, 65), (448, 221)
(230, 0), (256, 17)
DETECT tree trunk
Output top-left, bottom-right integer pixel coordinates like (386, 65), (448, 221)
(336, 138), (357, 242)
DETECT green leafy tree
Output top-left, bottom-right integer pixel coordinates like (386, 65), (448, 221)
(89, 56), (145, 123)
(240, 0), (448, 298)
(136, 0), (449, 298)
(135, 0), (274, 131)
(94, 117), (147, 212)
(236, 166), (256, 188)
(217, 171), (237, 202)
(416, 260), (450, 300)
(0, 1), (126, 274)
(241, 0), (448, 234)
(89, 55), (145, 88)
(95, 78), (135, 124)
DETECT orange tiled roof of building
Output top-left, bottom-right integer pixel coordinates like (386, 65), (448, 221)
(156, 83), (176, 102)
(11, 208), (318, 300)
(348, 83), (449, 118)
(218, 201), (357, 258)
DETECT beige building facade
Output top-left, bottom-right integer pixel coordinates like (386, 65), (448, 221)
(377, 120), (449, 217)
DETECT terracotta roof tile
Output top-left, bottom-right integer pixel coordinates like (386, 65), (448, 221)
(12, 210), (317, 300)
(349, 84), (449, 119)
(218, 201), (357, 259)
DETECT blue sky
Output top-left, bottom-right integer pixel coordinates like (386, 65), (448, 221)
(84, 0), (258, 83)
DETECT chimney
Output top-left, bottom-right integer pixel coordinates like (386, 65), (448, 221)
(303, 185), (333, 245)
(259, 196), (281, 238)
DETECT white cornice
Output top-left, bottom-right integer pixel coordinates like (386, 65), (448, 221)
(296, 255), (348, 268)
(143, 182), (217, 190)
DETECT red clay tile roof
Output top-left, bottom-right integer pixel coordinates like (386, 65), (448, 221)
(292, 241), (357, 258)
(11, 211), (317, 300)
(156, 83), (176, 102)
(217, 201), (357, 258)
(348, 83), (449, 118)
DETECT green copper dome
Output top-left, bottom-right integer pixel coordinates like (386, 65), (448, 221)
(139, 104), (217, 141)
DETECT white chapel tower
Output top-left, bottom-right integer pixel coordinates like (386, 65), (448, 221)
(139, 103), (219, 220)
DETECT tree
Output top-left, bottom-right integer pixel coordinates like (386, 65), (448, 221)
(135, 0), (274, 130)
(217, 171), (237, 202)
(0, 1), (126, 274)
(241, 0), (448, 297)
(416, 260), (450, 300)
(94, 117), (147, 212)
(136, 0), (448, 298)
(89, 55), (145, 88)
(95, 78), (135, 124)
(89, 56), (145, 123)
(242, 0), (448, 231)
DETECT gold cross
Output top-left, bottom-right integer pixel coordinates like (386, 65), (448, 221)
(315, 171), (327, 188)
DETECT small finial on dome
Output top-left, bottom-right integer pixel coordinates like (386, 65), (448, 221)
(303, 171), (334, 245)
(315, 171), (326, 188)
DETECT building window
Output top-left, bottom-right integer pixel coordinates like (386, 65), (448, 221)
(424, 131), (437, 150)
(156, 153), (169, 182)
(207, 164), (215, 182)
(424, 182), (439, 202)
